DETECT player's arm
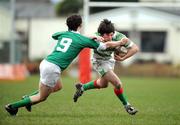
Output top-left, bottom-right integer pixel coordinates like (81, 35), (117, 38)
(91, 36), (104, 42)
(97, 38), (127, 51)
(86, 34), (104, 42)
(114, 38), (139, 61)
(105, 37), (130, 48)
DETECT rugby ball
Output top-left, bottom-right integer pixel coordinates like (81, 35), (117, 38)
(114, 46), (128, 57)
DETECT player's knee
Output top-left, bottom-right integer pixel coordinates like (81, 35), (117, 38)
(54, 85), (62, 92)
(53, 83), (63, 92)
(104, 83), (109, 88)
(58, 84), (63, 90)
(99, 83), (108, 88)
(56, 86), (62, 91)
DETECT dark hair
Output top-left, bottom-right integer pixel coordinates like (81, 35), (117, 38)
(98, 19), (115, 35)
(66, 14), (82, 31)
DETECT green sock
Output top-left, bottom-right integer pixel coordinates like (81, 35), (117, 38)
(118, 93), (128, 105)
(11, 97), (31, 108)
(114, 88), (128, 105)
(83, 80), (99, 91)
(28, 90), (39, 96)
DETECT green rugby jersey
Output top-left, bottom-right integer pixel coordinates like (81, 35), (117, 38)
(93, 31), (127, 60)
(46, 31), (100, 71)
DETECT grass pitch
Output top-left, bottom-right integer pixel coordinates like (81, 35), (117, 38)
(0, 75), (180, 125)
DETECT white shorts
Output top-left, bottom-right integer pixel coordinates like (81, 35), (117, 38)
(92, 59), (115, 76)
(39, 59), (61, 87)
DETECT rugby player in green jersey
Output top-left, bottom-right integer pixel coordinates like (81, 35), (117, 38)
(73, 19), (139, 115)
(5, 15), (127, 116)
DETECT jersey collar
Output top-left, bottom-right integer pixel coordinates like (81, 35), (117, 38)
(70, 30), (80, 34)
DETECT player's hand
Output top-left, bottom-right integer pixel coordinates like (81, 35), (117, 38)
(92, 36), (104, 42)
(114, 53), (126, 61)
(120, 38), (129, 46)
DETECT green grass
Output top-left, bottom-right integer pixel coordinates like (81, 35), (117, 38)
(0, 75), (180, 125)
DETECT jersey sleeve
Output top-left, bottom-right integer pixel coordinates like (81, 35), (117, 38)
(124, 40), (134, 48)
(81, 36), (109, 52)
(113, 31), (134, 48)
(113, 31), (126, 41)
(97, 42), (107, 51)
(79, 34), (100, 49)
(52, 31), (65, 40)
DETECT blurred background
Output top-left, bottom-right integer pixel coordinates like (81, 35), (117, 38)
(0, 0), (180, 80)
(1, 1), (180, 125)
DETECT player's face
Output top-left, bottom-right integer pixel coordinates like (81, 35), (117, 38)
(102, 32), (114, 42)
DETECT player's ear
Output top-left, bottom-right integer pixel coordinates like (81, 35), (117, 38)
(78, 24), (82, 32)
(80, 23), (83, 27)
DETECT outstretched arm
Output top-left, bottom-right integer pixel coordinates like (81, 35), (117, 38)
(104, 38), (129, 48)
(87, 34), (104, 42)
(96, 38), (129, 52)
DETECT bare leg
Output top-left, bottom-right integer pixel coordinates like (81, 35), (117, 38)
(102, 70), (122, 89)
(52, 80), (62, 92)
(29, 83), (52, 104)
(95, 70), (121, 89)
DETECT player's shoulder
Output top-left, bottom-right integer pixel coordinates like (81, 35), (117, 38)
(113, 31), (126, 37)
(75, 32), (95, 41)
(52, 31), (68, 40)
(113, 31), (126, 41)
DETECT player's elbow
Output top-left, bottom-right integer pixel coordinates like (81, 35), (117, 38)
(133, 44), (139, 53)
